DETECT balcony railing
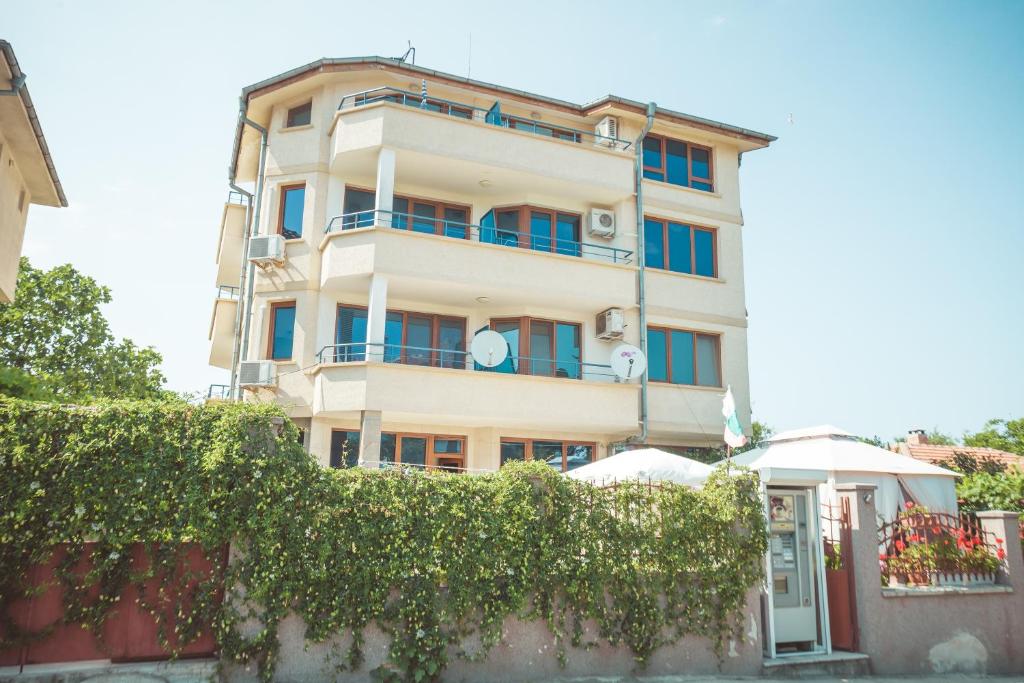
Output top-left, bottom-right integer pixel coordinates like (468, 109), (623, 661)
(316, 342), (618, 382)
(216, 285), (240, 300)
(325, 209), (633, 264)
(337, 86), (632, 150)
(207, 384), (232, 400)
(227, 190), (249, 206)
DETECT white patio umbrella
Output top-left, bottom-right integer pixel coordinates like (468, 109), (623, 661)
(566, 447), (713, 488)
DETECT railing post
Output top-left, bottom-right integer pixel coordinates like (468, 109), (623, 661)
(976, 511), (1022, 586)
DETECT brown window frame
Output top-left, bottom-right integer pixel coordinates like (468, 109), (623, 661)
(499, 437), (596, 472)
(489, 316), (583, 379)
(647, 325), (723, 388)
(277, 183), (306, 239)
(266, 300), (297, 361)
(644, 215), (719, 278)
(642, 134), (715, 192)
(334, 304), (467, 368)
(490, 205), (582, 255)
(285, 101), (312, 128)
(344, 185), (471, 239)
(330, 429), (468, 471)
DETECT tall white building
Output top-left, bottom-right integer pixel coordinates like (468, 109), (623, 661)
(209, 56), (774, 471)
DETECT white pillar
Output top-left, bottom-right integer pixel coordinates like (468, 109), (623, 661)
(358, 410), (383, 468)
(365, 274), (389, 362)
(374, 147), (396, 224)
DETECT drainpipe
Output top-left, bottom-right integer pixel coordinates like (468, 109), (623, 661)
(631, 102), (657, 446)
(231, 102), (269, 398)
(226, 182), (252, 400)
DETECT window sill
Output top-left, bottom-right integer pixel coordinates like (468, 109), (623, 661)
(278, 123), (314, 133)
(643, 178), (721, 199)
(647, 268), (725, 285)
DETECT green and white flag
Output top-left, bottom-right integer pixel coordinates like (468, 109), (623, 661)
(722, 385), (748, 449)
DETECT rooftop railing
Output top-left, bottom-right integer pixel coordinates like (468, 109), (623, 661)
(325, 209), (633, 264)
(337, 86), (632, 150)
(316, 342), (619, 382)
(216, 285), (240, 300)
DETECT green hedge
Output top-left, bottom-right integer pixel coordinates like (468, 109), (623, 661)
(0, 398), (767, 681)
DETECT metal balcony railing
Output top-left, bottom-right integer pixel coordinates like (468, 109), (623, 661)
(316, 342), (618, 382)
(207, 384), (232, 400)
(337, 86), (632, 150)
(324, 209), (633, 264)
(227, 190), (249, 206)
(216, 285), (240, 300)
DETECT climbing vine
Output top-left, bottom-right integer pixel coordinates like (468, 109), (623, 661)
(0, 398), (767, 681)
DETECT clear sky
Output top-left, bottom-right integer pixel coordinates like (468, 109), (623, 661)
(6, 0), (1023, 441)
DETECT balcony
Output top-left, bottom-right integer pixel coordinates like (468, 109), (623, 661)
(319, 211), (636, 309)
(646, 382), (743, 442)
(214, 192), (247, 288)
(330, 93), (635, 205)
(208, 286), (239, 370)
(206, 383), (232, 402)
(310, 343), (639, 434)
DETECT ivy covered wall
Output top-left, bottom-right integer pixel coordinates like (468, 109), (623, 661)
(0, 399), (767, 681)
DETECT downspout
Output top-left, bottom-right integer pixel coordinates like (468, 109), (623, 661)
(226, 182), (252, 400)
(633, 102), (657, 445)
(231, 101), (269, 399)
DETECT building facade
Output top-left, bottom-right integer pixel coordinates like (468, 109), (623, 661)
(0, 40), (67, 302)
(209, 56), (774, 471)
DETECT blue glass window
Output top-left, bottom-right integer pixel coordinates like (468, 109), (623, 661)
(392, 197), (409, 229)
(529, 319), (554, 376)
(644, 218), (665, 269)
(565, 444), (593, 471)
(647, 328), (668, 382)
(555, 322), (581, 379)
(665, 139), (688, 186)
(443, 207), (468, 239)
(383, 311), (403, 363)
(696, 334), (721, 387)
(694, 228), (715, 277)
(286, 102), (311, 128)
(269, 303), (295, 360)
(280, 185), (305, 239)
(643, 135), (713, 192)
(335, 306), (367, 361)
(400, 436), (427, 468)
(412, 202), (437, 234)
(492, 320), (521, 374)
(647, 326), (720, 386)
(406, 315), (432, 366)
(479, 210), (496, 244)
(530, 211), (552, 252)
(642, 136), (663, 181)
(495, 210), (521, 247)
(555, 213), (581, 257)
(691, 147), (711, 181)
(329, 430), (360, 468)
(500, 441), (526, 466)
(342, 188), (375, 229)
(533, 441), (564, 471)
(380, 433), (397, 468)
(670, 330), (695, 385)
(667, 222), (692, 274)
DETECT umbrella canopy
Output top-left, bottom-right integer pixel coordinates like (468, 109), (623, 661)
(566, 448), (713, 487)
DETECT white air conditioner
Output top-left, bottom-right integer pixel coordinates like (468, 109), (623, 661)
(238, 360), (276, 388)
(248, 235), (285, 266)
(587, 209), (616, 238)
(596, 307), (625, 341)
(595, 116), (619, 147)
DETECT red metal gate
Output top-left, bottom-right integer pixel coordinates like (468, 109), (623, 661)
(822, 498), (858, 651)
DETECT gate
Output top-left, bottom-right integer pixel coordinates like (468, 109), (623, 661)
(821, 498), (858, 651)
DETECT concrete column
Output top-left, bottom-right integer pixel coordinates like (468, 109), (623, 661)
(365, 274), (388, 362)
(358, 410), (383, 468)
(976, 511), (1022, 586)
(374, 148), (395, 223)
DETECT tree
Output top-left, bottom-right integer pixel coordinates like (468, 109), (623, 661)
(734, 421), (773, 454)
(0, 258), (166, 401)
(923, 428), (958, 446)
(964, 418), (1024, 456)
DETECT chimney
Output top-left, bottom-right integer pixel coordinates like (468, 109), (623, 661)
(907, 429), (928, 446)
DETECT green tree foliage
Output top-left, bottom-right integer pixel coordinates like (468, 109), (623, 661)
(0, 399), (768, 682)
(923, 428), (958, 446)
(957, 471), (1024, 514)
(734, 421), (773, 454)
(0, 258), (165, 401)
(964, 418), (1024, 456)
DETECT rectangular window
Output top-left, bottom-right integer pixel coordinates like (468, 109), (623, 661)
(286, 101), (312, 128)
(642, 135), (714, 192)
(278, 184), (305, 239)
(499, 438), (595, 472)
(367, 432), (467, 471)
(329, 430), (360, 468)
(644, 217), (717, 278)
(647, 325), (722, 387)
(342, 186), (469, 238)
(482, 206), (581, 256)
(487, 317), (581, 379)
(342, 188), (375, 229)
(335, 305), (466, 368)
(268, 302), (296, 361)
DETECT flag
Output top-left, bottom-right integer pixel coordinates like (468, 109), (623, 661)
(722, 385), (748, 449)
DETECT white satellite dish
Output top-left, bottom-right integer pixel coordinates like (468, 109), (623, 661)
(610, 344), (646, 380)
(470, 330), (509, 368)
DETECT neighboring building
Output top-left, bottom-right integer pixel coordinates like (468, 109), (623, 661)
(893, 429), (1024, 470)
(0, 40), (66, 302)
(209, 56), (775, 470)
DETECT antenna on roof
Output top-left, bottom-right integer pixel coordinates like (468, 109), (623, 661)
(396, 41), (416, 65)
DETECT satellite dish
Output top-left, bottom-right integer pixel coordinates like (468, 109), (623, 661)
(610, 344), (646, 380)
(470, 330), (509, 368)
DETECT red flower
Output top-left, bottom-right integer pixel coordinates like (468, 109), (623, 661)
(909, 534), (921, 543)
(879, 553), (888, 561)
(932, 526), (941, 534)
(996, 538), (1005, 545)
(997, 548), (1007, 560)
(905, 501), (915, 510)
(895, 539), (906, 552)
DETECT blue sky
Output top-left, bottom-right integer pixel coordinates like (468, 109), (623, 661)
(7, 1), (1023, 440)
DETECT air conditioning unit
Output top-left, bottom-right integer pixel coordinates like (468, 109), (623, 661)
(594, 116), (619, 147)
(596, 307), (625, 341)
(248, 235), (285, 266)
(588, 209), (616, 238)
(238, 360), (276, 388)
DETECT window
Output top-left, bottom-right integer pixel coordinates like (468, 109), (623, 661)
(642, 134), (714, 192)
(487, 317), (582, 379)
(268, 302), (296, 361)
(330, 430), (360, 468)
(380, 433), (467, 471)
(647, 326), (721, 387)
(644, 217), (717, 277)
(335, 305), (466, 367)
(341, 186), (469, 237)
(286, 101), (312, 128)
(502, 115), (581, 142)
(479, 206), (581, 257)
(278, 184), (305, 239)
(500, 438), (594, 472)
